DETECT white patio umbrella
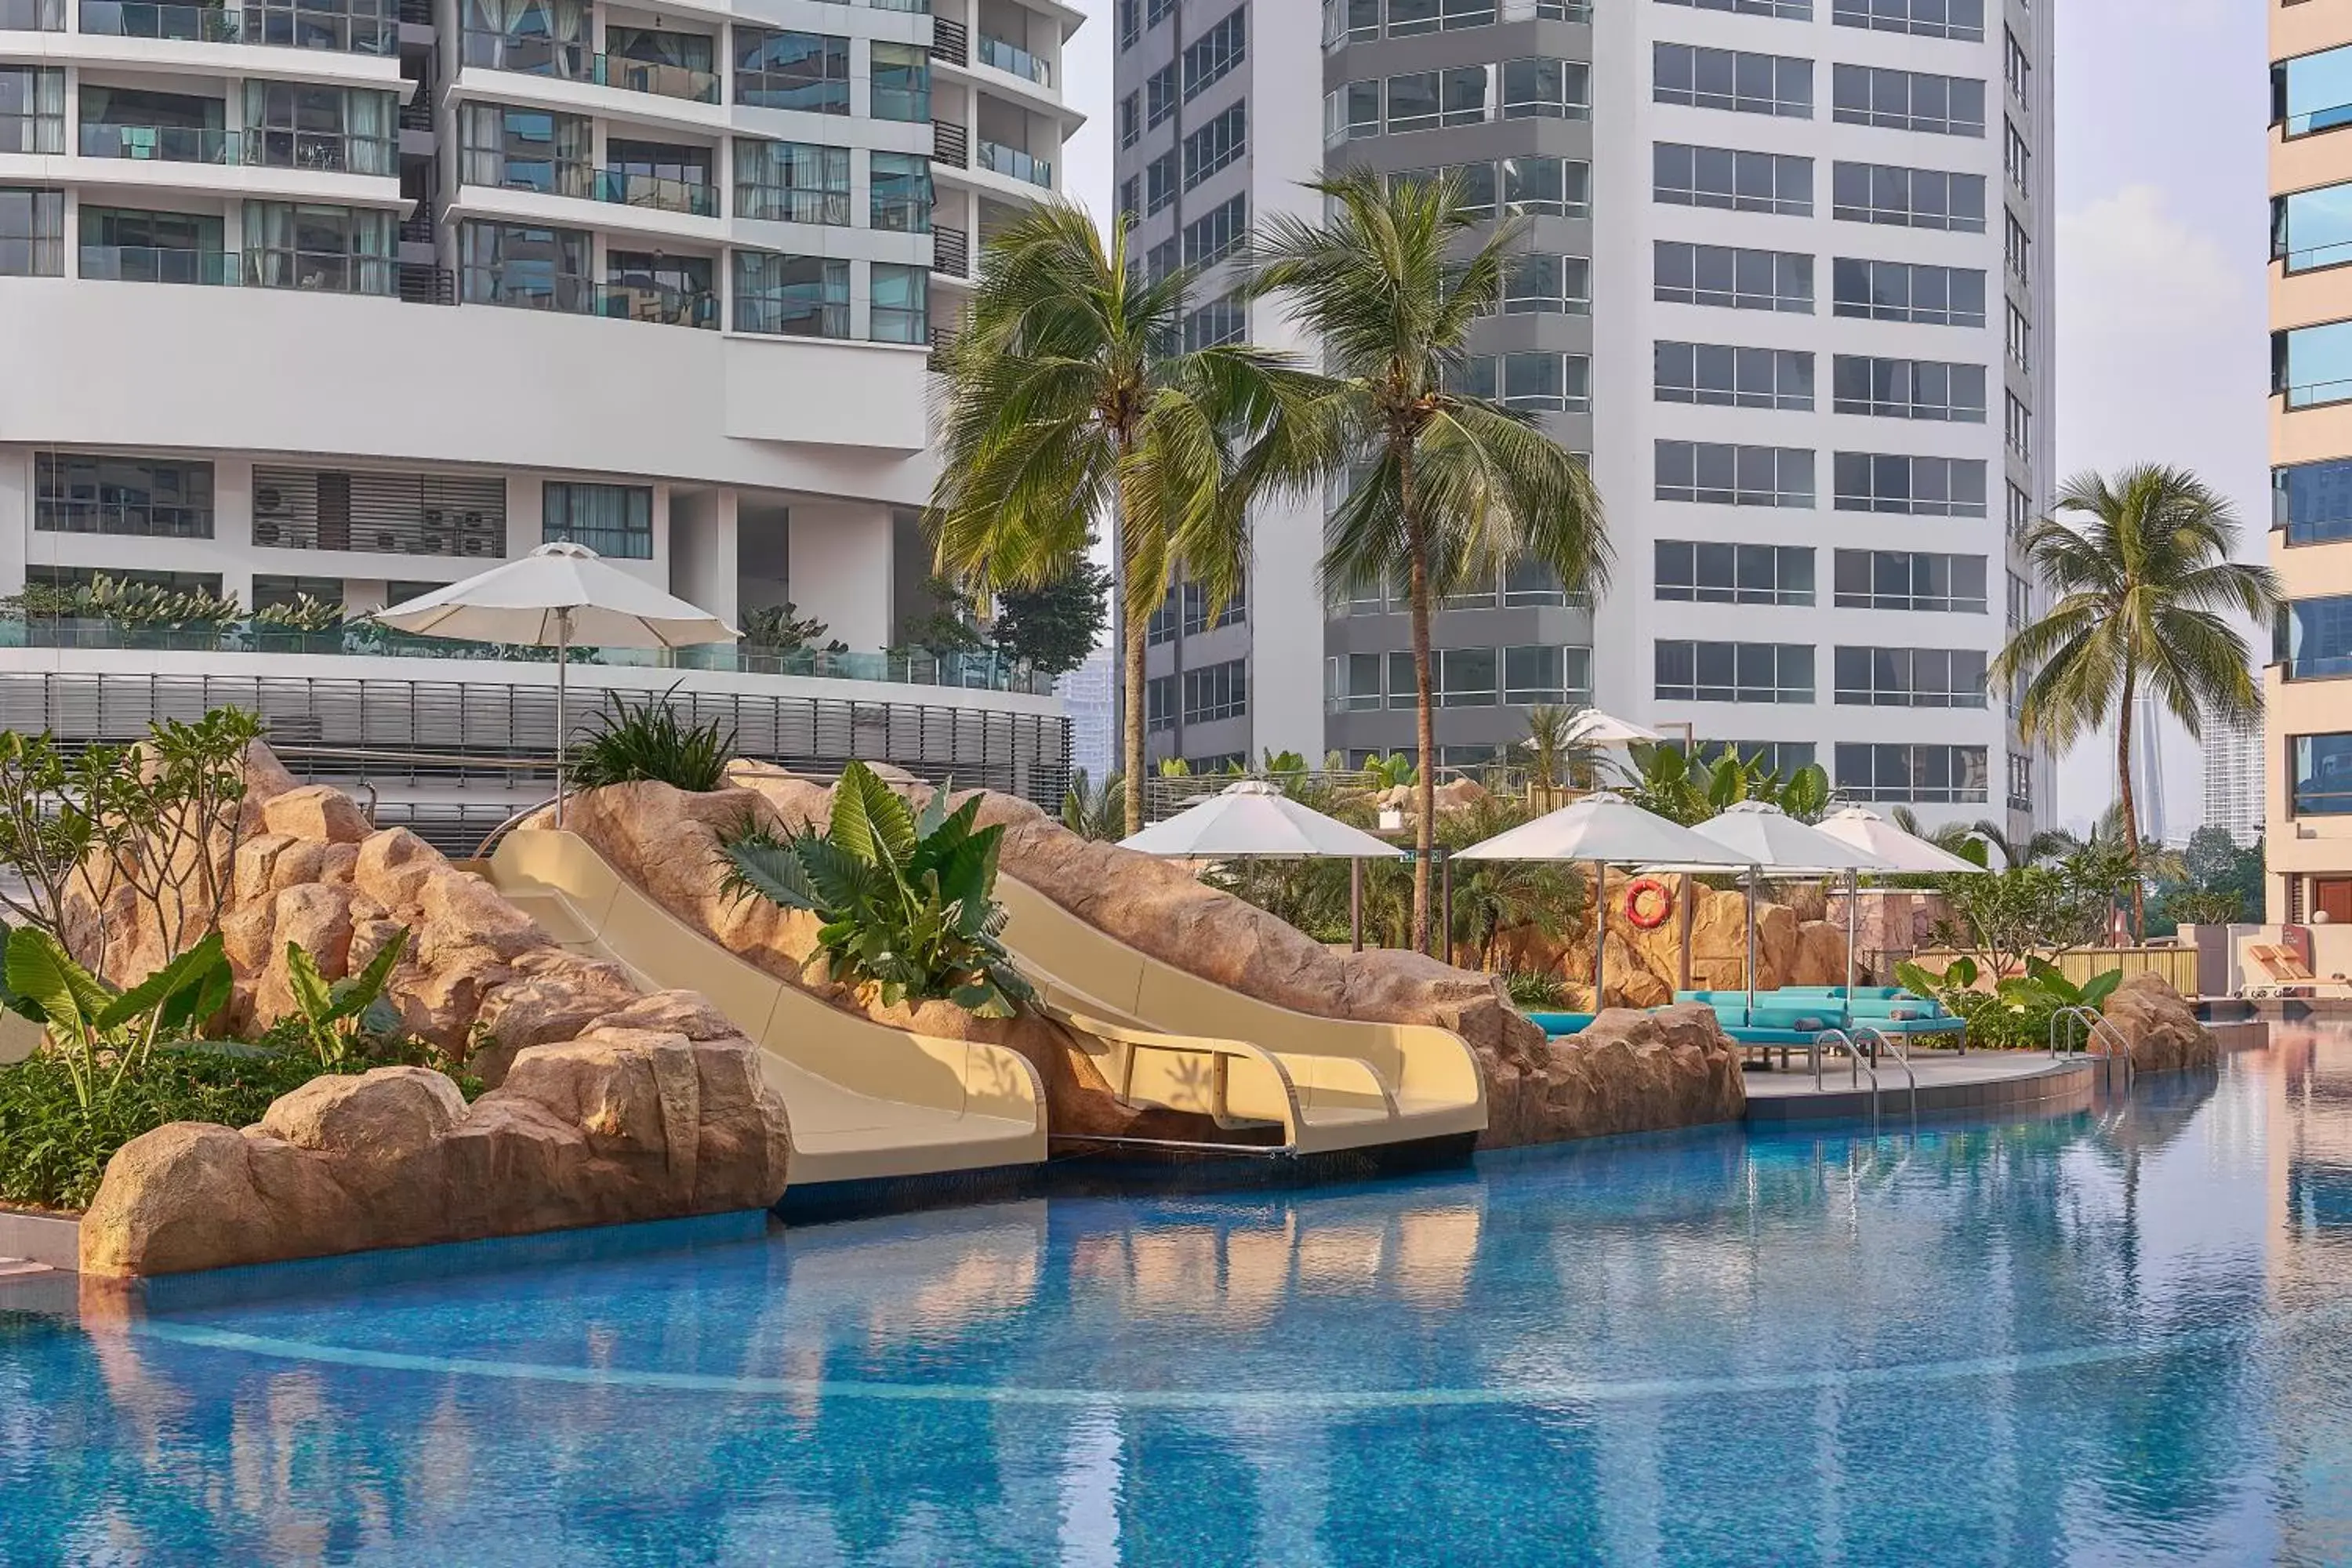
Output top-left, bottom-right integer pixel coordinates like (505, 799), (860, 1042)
(369, 541), (738, 823)
(1457, 792), (1745, 1009)
(1559, 709), (1666, 747)
(1122, 780), (1403, 950)
(1677, 802), (1896, 1013)
(1813, 805), (1992, 996)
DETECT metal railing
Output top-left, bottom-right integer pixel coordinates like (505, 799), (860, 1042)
(591, 168), (717, 217)
(929, 15), (966, 64)
(79, 122), (238, 163)
(78, 0), (394, 50)
(931, 223), (968, 277)
(2049, 1004), (2134, 1091)
(931, 118), (968, 167)
(78, 245), (236, 285)
(1809, 1028), (1882, 1134)
(1852, 1023), (1916, 1122)
(459, 32), (718, 101)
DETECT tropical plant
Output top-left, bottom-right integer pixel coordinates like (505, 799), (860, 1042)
(928, 198), (1327, 837)
(1622, 743), (1832, 827)
(1992, 465), (2282, 937)
(1061, 768), (1126, 840)
(1363, 752), (1418, 791)
(0, 927), (232, 1112)
(1504, 969), (1567, 1008)
(1896, 953), (2122, 1052)
(2163, 887), (2245, 927)
(719, 762), (1034, 1017)
(1923, 861), (2126, 982)
(1522, 706), (1614, 806)
(569, 684), (736, 794)
(740, 603), (833, 654)
(989, 557), (1111, 678)
(1245, 169), (1609, 949)
(251, 593), (345, 633)
(897, 575), (990, 658)
(282, 930), (409, 1067)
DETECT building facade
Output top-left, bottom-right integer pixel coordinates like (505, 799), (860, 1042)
(2270, 0), (2352, 923)
(0, 0), (1081, 844)
(1111, 0), (2054, 832)
(2204, 717), (2265, 851)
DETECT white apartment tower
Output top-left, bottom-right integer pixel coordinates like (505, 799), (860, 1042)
(0, 0), (1083, 843)
(1115, 0), (2056, 834)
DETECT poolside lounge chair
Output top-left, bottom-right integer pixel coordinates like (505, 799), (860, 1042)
(2243, 943), (2352, 1000)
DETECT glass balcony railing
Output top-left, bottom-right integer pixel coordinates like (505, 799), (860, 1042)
(976, 139), (1051, 188)
(243, 128), (397, 176)
(0, 0), (64, 28)
(459, 31), (720, 103)
(591, 169), (717, 217)
(77, 0), (394, 52)
(79, 245), (236, 285)
(462, 270), (716, 328)
(975, 33), (1050, 87)
(0, 617), (1057, 695)
(595, 280), (717, 328)
(79, 122), (237, 162)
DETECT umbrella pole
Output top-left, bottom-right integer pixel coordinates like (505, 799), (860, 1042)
(1846, 869), (1860, 1001)
(1350, 858), (1363, 953)
(1745, 865), (1758, 1014)
(1594, 860), (1606, 1010)
(554, 608), (571, 828)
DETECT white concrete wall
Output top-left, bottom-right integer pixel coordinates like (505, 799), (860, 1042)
(786, 502), (896, 651)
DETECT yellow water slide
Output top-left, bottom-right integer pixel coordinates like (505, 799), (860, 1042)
(487, 829), (1048, 1185)
(993, 874), (1489, 1149)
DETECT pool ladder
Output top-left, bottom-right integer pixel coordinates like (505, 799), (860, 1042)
(2049, 1005), (2134, 1093)
(1808, 1027), (1915, 1134)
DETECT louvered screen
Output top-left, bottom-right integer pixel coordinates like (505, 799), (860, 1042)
(251, 466), (506, 558)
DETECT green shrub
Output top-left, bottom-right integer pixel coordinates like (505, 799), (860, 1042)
(720, 761), (1034, 1017)
(1504, 970), (1567, 1008)
(571, 684), (736, 794)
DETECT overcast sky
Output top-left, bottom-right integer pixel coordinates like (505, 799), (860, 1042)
(1054, 0), (2269, 837)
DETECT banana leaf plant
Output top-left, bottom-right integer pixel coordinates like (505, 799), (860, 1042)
(719, 761), (1035, 1018)
(285, 928), (411, 1066)
(0, 926), (233, 1111)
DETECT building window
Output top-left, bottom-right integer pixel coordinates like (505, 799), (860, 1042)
(2007, 481), (2034, 546)
(1325, 0), (1589, 42)
(1831, 357), (1985, 421)
(241, 82), (396, 176)
(242, 202), (397, 296)
(1327, 652), (1382, 712)
(459, 220), (590, 312)
(1653, 143), (1811, 216)
(2293, 734), (2352, 815)
(253, 575), (345, 612)
(1831, 65), (1985, 137)
(1182, 103), (1245, 190)
(1654, 241), (1813, 313)
(1831, 259), (1987, 327)
(1831, 162), (1984, 231)
(1656, 441), (1816, 508)
(82, 205), (229, 285)
(2285, 596), (2352, 681)
(2007, 570), (2031, 630)
(1656, 641), (1815, 704)
(1653, 44), (1813, 119)
(1833, 453), (1988, 517)
(0, 68), (64, 154)
(543, 481), (652, 559)
(2274, 42), (2352, 140)
(2005, 300), (2032, 373)
(1183, 7), (1245, 100)
(733, 250), (846, 337)
(2005, 209), (2032, 286)
(1326, 80), (1381, 143)
(869, 261), (927, 344)
(1833, 550), (1987, 613)
(1183, 194), (1248, 268)
(1178, 579), (1245, 637)
(2278, 458), (2352, 547)
(733, 28), (849, 114)
(732, 140), (848, 225)
(1183, 659), (1248, 723)
(1457, 354), (1592, 413)
(1836, 743), (1989, 803)
(462, 104), (590, 197)
(1656, 541), (1816, 605)
(0, 0), (62, 29)
(2275, 321), (2352, 412)
(2005, 391), (2033, 459)
(1145, 151), (1178, 214)
(1503, 644), (1593, 706)
(1117, 92), (1138, 150)
(1834, 646), (1989, 708)
(1661, 0), (1809, 16)
(2005, 118), (2031, 194)
(869, 41), (929, 122)
(34, 452), (214, 538)
(1503, 253), (1591, 315)
(1430, 647), (1497, 707)
(0, 187), (64, 276)
(1655, 343), (1815, 410)
(1145, 673), (1175, 731)
(1503, 57), (1588, 119)
(869, 151), (931, 233)
(1181, 294), (1246, 351)
(1832, 0), (1983, 41)
(1145, 62), (1177, 129)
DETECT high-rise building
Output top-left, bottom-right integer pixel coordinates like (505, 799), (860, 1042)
(1057, 643), (1116, 782)
(1112, 0), (2055, 833)
(2270, 2), (2352, 922)
(0, 0), (1081, 845)
(2204, 719), (2264, 851)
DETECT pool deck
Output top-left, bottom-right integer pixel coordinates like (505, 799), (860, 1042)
(1742, 1051), (2101, 1123)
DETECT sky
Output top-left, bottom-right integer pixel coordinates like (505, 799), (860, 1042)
(1052, 0), (2270, 838)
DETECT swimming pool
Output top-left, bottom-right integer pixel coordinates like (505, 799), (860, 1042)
(5, 1024), (2350, 1566)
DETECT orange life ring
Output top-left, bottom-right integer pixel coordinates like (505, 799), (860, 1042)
(1624, 877), (1673, 930)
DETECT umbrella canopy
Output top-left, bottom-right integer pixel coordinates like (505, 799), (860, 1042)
(1559, 709), (1666, 747)
(371, 541), (737, 648)
(1687, 800), (1895, 875)
(1120, 780), (1403, 861)
(1813, 806), (1994, 877)
(1456, 792), (1744, 867)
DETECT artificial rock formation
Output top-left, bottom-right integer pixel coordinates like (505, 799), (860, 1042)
(2100, 972), (2219, 1075)
(1494, 875), (1851, 1011)
(73, 746), (794, 1275)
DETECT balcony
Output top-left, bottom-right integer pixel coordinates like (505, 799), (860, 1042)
(459, 32), (719, 103)
(245, 128), (397, 175)
(597, 277), (715, 328)
(592, 168), (717, 218)
(976, 139), (1050, 188)
(930, 15), (965, 64)
(975, 34), (1049, 88)
(931, 223), (967, 277)
(0, 0), (64, 27)
(931, 118), (967, 167)
(461, 270), (714, 328)
(77, 0), (395, 53)
(79, 244), (234, 284)
(79, 122), (235, 162)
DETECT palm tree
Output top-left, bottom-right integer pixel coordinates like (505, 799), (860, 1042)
(1520, 705), (1614, 808)
(929, 199), (1327, 835)
(1244, 169), (1610, 948)
(1991, 466), (2281, 935)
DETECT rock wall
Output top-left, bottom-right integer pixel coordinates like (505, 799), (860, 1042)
(1495, 876), (1850, 1010)
(720, 771), (1744, 1149)
(2101, 973), (2220, 1074)
(71, 746), (794, 1276)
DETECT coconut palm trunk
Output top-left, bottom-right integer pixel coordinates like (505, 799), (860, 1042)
(1406, 532), (1436, 948)
(2115, 666), (2141, 941)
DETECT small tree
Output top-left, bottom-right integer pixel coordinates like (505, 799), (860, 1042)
(741, 603), (832, 654)
(989, 559), (1110, 679)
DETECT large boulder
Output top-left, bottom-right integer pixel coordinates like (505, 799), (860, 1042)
(2102, 972), (2217, 1074)
(79, 1035), (792, 1276)
(1479, 1004), (1746, 1145)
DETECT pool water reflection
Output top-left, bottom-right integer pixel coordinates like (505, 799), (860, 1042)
(8, 1025), (2352, 1566)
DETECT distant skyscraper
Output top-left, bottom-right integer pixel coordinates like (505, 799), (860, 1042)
(2203, 720), (2264, 850)
(1058, 647), (1117, 784)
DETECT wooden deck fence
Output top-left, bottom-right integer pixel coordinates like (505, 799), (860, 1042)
(1904, 946), (2199, 994)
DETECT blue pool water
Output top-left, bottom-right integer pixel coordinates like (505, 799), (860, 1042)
(7, 1025), (2352, 1566)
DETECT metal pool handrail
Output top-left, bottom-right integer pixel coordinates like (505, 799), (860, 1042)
(1853, 1023), (1917, 1122)
(2049, 1004), (2134, 1092)
(1809, 1028), (1882, 1135)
